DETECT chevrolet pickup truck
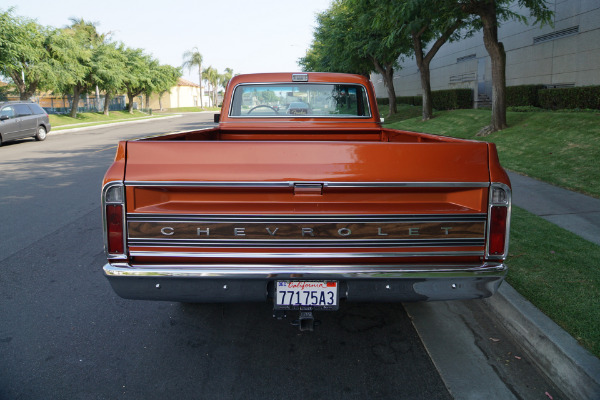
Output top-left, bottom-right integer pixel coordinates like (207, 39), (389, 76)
(102, 72), (511, 330)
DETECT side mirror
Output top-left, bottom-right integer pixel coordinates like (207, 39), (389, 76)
(0, 115), (9, 121)
(213, 113), (220, 123)
(380, 117), (385, 123)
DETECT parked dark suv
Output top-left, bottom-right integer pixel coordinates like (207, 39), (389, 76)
(0, 101), (51, 146)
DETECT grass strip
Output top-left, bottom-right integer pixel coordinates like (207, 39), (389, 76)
(155, 106), (220, 113)
(49, 111), (155, 128)
(384, 107), (600, 198)
(507, 207), (600, 358)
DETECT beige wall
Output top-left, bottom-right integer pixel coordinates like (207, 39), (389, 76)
(147, 84), (202, 110)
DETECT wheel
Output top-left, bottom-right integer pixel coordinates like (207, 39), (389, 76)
(0, 134), (3, 147)
(247, 105), (278, 115)
(35, 126), (47, 141)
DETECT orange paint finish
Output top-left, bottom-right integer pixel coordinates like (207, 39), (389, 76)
(102, 141), (126, 186)
(101, 73), (511, 305)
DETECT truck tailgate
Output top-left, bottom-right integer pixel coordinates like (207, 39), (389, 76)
(123, 140), (491, 263)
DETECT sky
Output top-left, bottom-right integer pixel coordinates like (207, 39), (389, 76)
(3, 0), (332, 84)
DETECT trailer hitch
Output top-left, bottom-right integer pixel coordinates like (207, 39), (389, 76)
(291, 308), (321, 332)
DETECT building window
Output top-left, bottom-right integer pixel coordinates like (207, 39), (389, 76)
(457, 54), (476, 63)
(533, 26), (579, 45)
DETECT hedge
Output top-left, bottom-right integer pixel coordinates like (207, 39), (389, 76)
(539, 86), (600, 110)
(377, 88), (473, 110)
(506, 85), (545, 107)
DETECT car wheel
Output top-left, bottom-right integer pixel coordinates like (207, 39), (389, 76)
(35, 126), (47, 141)
(0, 134), (3, 147)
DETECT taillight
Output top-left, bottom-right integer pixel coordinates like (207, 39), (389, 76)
(487, 184), (511, 259)
(103, 184), (126, 258)
(106, 204), (124, 254)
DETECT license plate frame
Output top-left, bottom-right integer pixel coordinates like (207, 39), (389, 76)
(274, 281), (339, 310)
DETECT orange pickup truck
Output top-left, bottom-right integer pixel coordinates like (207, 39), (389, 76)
(102, 72), (511, 330)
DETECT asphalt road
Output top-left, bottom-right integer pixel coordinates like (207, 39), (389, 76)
(0, 114), (452, 399)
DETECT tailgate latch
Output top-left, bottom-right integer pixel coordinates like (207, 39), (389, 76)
(293, 182), (324, 196)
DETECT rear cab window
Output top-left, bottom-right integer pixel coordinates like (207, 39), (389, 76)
(229, 83), (371, 118)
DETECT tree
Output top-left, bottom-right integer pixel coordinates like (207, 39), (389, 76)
(384, 0), (471, 121)
(122, 47), (153, 113)
(220, 67), (234, 94)
(299, 1), (372, 77)
(459, 0), (552, 133)
(46, 19), (100, 117)
(152, 65), (181, 111)
(0, 9), (54, 100)
(92, 42), (128, 115)
(301, 0), (411, 116)
(203, 66), (220, 107)
(182, 47), (204, 107)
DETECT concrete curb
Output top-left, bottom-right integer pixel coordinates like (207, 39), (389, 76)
(484, 282), (600, 399)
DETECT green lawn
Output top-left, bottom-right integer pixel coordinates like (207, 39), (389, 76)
(49, 110), (156, 128)
(384, 106), (600, 198)
(382, 104), (600, 357)
(155, 106), (221, 113)
(508, 207), (600, 357)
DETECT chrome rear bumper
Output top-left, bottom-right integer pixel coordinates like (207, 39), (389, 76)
(103, 262), (507, 303)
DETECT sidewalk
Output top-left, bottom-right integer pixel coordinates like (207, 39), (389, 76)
(488, 171), (600, 399)
(508, 171), (600, 246)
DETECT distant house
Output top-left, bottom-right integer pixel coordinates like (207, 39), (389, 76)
(148, 78), (203, 110)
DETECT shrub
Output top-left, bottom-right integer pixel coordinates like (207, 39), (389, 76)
(381, 89), (473, 110)
(431, 89), (473, 110)
(507, 106), (544, 112)
(397, 95), (422, 106)
(376, 98), (389, 106)
(539, 86), (600, 110)
(506, 85), (545, 107)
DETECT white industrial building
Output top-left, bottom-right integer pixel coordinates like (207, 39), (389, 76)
(371, 0), (600, 106)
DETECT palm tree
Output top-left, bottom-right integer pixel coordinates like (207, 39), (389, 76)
(182, 47), (203, 107)
(203, 66), (218, 107)
(220, 67), (234, 97)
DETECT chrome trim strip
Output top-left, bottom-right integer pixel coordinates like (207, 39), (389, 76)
(128, 238), (484, 248)
(227, 82), (372, 118)
(104, 262), (506, 279)
(101, 181), (128, 260)
(124, 180), (490, 188)
(128, 250), (485, 258)
(126, 213), (488, 223)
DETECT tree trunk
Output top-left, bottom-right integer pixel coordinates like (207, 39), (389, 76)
(70, 85), (81, 118)
(127, 91), (135, 114)
(480, 4), (507, 132)
(103, 92), (111, 116)
(413, 33), (433, 121)
(411, 19), (462, 122)
(198, 66), (203, 108)
(373, 59), (396, 117)
(11, 71), (37, 100)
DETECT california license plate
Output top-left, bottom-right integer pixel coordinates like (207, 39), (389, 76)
(275, 281), (338, 310)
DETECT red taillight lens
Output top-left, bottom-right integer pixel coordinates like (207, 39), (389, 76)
(106, 204), (124, 254)
(489, 206), (508, 255)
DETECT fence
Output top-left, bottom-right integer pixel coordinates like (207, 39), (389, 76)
(37, 95), (126, 114)
(2, 94), (127, 114)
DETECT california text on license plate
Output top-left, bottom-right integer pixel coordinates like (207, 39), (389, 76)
(275, 281), (338, 310)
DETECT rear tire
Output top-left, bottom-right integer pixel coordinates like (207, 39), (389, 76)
(35, 126), (47, 141)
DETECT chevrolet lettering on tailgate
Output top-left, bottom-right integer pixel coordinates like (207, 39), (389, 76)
(102, 72), (511, 331)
